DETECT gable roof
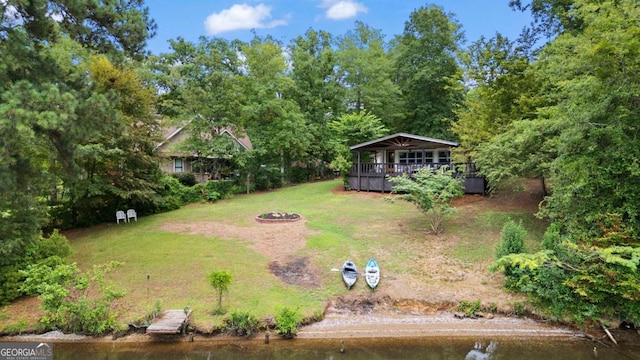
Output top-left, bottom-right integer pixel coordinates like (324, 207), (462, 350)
(156, 124), (252, 156)
(350, 133), (459, 152)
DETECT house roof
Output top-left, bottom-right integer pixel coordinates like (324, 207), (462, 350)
(350, 133), (459, 152)
(156, 123), (253, 156)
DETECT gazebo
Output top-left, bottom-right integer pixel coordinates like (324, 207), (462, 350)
(348, 133), (485, 194)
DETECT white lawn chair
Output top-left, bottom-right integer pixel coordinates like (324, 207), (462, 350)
(116, 210), (127, 224)
(126, 209), (137, 222)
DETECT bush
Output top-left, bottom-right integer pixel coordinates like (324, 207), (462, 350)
(171, 172), (197, 187)
(495, 219), (527, 259)
(255, 165), (283, 191)
(457, 300), (481, 317)
(289, 165), (314, 183)
(20, 261), (126, 335)
(0, 230), (72, 305)
(541, 222), (563, 251)
(225, 311), (261, 337)
(196, 180), (236, 202)
(274, 306), (301, 339)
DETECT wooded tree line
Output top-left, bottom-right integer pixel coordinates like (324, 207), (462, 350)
(1, 0), (638, 323)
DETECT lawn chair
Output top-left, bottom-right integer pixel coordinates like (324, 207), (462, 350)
(116, 210), (127, 224)
(126, 209), (137, 222)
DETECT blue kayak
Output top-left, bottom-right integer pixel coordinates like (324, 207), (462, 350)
(365, 258), (380, 289)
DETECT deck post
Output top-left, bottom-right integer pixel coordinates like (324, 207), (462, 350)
(356, 151), (361, 192)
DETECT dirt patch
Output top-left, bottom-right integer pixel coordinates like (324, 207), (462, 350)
(268, 257), (320, 288)
(159, 220), (318, 263)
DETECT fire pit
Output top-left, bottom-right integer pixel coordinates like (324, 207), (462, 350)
(255, 211), (302, 223)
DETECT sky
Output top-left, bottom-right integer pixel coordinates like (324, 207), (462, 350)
(145, 1), (533, 55)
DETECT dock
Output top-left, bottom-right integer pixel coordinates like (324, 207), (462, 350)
(146, 310), (192, 335)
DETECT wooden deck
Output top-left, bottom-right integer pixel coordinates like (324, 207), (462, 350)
(347, 162), (486, 194)
(146, 310), (192, 335)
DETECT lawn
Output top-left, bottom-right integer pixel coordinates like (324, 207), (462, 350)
(0, 178), (548, 333)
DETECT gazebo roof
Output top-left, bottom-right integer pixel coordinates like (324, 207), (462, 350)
(350, 133), (459, 152)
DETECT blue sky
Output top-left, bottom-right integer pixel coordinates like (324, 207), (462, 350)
(145, 1), (533, 55)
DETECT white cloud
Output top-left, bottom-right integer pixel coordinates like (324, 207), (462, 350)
(320, 0), (367, 20)
(204, 3), (289, 35)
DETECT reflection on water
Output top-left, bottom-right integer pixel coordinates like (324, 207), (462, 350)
(464, 341), (496, 360)
(51, 336), (640, 360)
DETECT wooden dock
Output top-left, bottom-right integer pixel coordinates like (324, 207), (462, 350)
(146, 310), (192, 335)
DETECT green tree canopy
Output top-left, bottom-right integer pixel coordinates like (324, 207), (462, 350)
(335, 21), (403, 129)
(0, 0), (155, 303)
(394, 5), (464, 139)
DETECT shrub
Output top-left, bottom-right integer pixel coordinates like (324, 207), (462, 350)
(274, 306), (301, 339)
(388, 166), (464, 235)
(171, 172), (197, 187)
(225, 311), (261, 337)
(0, 230), (72, 305)
(495, 219), (527, 259)
(541, 222), (563, 251)
(289, 165), (313, 183)
(195, 180), (236, 202)
(255, 165), (283, 191)
(28, 229), (72, 263)
(457, 300), (481, 317)
(20, 261), (126, 335)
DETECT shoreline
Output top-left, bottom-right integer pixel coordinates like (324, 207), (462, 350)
(2, 311), (580, 343)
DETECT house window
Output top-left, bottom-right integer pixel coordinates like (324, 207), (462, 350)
(174, 158), (183, 173)
(398, 151), (423, 164)
(437, 150), (451, 164)
(424, 151), (434, 164)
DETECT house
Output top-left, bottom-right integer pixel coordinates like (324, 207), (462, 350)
(156, 124), (252, 182)
(348, 133), (485, 194)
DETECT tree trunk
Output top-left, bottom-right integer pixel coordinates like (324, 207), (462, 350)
(540, 177), (548, 197)
(280, 148), (285, 185)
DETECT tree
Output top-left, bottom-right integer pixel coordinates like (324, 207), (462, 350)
(394, 5), (464, 138)
(335, 21), (403, 129)
(240, 36), (312, 186)
(208, 270), (232, 312)
(0, 0), (156, 59)
(151, 37), (247, 182)
(489, 0), (640, 323)
(509, 0), (580, 39)
(328, 110), (389, 181)
(388, 167), (464, 235)
(0, 0), (155, 303)
(288, 29), (344, 168)
(65, 54), (164, 226)
(453, 33), (540, 162)
(527, 0), (640, 237)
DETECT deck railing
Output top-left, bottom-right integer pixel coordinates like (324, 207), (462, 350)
(347, 162), (485, 193)
(348, 162), (471, 176)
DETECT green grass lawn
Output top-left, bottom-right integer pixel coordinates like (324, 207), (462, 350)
(67, 180), (423, 330)
(1, 179), (549, 333)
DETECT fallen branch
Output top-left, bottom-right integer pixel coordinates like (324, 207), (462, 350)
(602, 325), (618, 346)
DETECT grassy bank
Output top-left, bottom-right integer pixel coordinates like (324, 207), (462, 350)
(0, 179), (548, 334)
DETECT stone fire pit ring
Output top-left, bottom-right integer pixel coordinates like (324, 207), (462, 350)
(255, 211), (303, 223)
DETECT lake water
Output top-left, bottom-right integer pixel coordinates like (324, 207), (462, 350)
(51, 336), (640, 360)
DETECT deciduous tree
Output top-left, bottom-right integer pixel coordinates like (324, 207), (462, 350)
(394, 5), (464, 139)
